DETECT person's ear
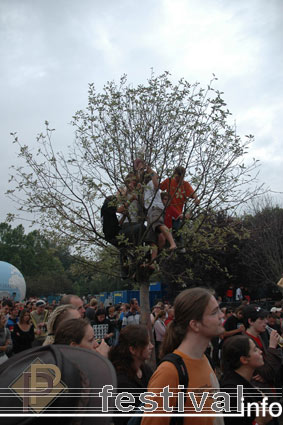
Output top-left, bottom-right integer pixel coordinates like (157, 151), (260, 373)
(240, 355), (249, 365)
(70, 341), (78, 347)
(189, 319), (200, 333)
(129, 346), (137, 356)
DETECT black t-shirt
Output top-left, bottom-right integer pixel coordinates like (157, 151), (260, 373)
(101, 196), (120, 243)
(220, 370), (262, 425)
(114, 363), (153, 425)
(224, 315), (243, 332)
(11, 323), (34, 353)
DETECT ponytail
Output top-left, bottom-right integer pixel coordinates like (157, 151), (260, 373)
(160, 287), (212, 358)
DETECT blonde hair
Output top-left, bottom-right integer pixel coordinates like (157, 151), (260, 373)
(43, 304), (76, 346)
(90, 298), (98, 307)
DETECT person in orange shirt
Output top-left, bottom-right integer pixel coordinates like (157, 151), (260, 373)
(141, 288), (225, 425)
(160, 166), (200, 215)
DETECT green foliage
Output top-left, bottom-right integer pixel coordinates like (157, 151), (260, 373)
(161, 210), (250, 294)
(0, 223), (74, 297)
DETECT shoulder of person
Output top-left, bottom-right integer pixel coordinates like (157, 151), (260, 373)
(148, 359), (179, 388)
(5, 327), (11, 338)
(160, 177), (169, 186)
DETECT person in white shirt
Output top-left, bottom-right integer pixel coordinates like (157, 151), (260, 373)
(144, 167), (176, 265)
(235, 286), (243, 301)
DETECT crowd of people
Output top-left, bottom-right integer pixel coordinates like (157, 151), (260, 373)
(0, 290), (282, 424)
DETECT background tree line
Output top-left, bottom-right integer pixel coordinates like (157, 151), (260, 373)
(0, 222), (123, 297)
(1, 198), (282, 300)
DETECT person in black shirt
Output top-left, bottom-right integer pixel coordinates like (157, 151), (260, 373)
(11, 309), (34, 354)
(93, 308), (114, 345)
(109, 324), (153, 425)
(220, 335), (270, 425)
(223, 306), (245, 340)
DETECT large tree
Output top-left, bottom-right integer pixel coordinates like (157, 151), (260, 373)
(7, 72), (262, 321)
(240, 199), (283, 297)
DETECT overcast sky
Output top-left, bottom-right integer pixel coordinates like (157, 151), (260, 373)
(1, 0), (282, 226)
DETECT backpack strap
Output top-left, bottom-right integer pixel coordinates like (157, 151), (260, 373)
(158, 353), (189, 425)
(30, 311), (37, 328)
(43, 309), (49, 323)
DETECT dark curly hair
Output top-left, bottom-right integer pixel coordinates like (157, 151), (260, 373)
(109, 324), (149, 377)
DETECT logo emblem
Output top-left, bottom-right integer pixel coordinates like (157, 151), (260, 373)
(9, 358), (67, 413)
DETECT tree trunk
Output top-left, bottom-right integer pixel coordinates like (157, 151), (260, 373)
(139, 280), (156, 368)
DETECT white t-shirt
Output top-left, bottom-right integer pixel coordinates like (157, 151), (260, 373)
(144, 180), (163, 212)
(235, 287), (243, 301)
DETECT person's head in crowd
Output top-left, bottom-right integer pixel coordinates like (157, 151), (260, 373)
(243, 305), (268, 334)
(35, 299), (46, 314)
(25, 301), (32, 311)
(154, 310), (166, 323)
(160, 287), (224, 358)
(19, 308), (31, 325)
(129, 298), (139, 313)
(1, 300), (12, 316)
(267, 313), (277, 326)
(9, 306), (19, 319)
(120, 303), (129, 313)
(125, 172), (137, 191)
(224, 307), (233, 320)
(270, 306), (282, 318)
(241, 299), (249, 306)
(115, 304), (122, 315)
(234, 306), (245, 320)
(60, 294), (85, 318)
(54, 318), (98, 351)
(164, 303), (170, 312)
(89, 298), (98, 310)
(173, 166), (186, 183)
(152, 304), (161, 316)
(161, 191), (170, 206)
(29, 300), (36, 311)
(109, 324), (153, 378)
(43, 304), (81, 346)
(95, 308), (106, 323)
(221, 335), (263, 377)
(107, 305), (115, 318)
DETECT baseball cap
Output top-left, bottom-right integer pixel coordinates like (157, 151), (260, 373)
(270, 307), (282, 313)
(35, 299), (46, 307)
(244, 304), (268, 322)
